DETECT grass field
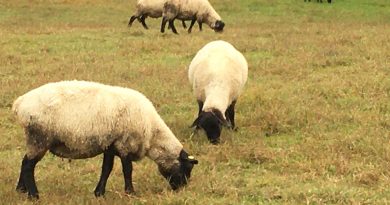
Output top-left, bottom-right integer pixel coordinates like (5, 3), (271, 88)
(0, 0), (389, 204)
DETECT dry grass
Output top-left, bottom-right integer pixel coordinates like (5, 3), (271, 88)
(0, 0), (389, 204)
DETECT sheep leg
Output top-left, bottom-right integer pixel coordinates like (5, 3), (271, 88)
(188, 19), (196, 33)
(190, 100), (204, 129)
(16, 166), (27, 193)
(225, 100), (237, 130)
(198, 21), (202, 31)
(18, 155), (43, 199)
(182, 20), (187, 28)
(140, 15), (148, 29)
(197, 100), (204, 116)
(94, 151), (115, 197)
(161, 17), (168, 33)
(128, 16), (138, 27)
(169, 19), (178, 34)
(120, 155), (135, 194)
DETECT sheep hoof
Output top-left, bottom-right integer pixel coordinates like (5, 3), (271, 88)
(28, 193), (39, 200)
(125, 189), (135, 195)
(16, 187), (27, 193)
(210, 139), (220, 145)
(16, 185), (28, 193)
(94, 190), (105, 197)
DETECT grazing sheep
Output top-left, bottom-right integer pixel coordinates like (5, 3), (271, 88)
(12, 80), (198, 199)
(188, 40), (248, 144)
(304, 0), (332, 3)
(160, 0), (225, 34)
(128, 0), (201, 31)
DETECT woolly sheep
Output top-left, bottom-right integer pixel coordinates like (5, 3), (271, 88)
(160, 0), (225, 34)
(128, 0), (201, 31)
(12, 80), (198, 199)
(188, 40), (248, 144)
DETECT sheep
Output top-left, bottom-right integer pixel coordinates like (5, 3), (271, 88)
(160, 0), (225, 34)
(304, 0), (332, 3)
(128, 0), (201, 31)
(188, 40), (248, 144)
(12, 80), (198, 199)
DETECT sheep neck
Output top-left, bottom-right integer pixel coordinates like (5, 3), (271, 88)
(202, 85), (230, 118)
(146, 119), (183, 169)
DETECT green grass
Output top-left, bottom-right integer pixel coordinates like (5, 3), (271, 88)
(0, 0), (389, 204)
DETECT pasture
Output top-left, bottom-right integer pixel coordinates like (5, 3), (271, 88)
(0, 0), (389, 204)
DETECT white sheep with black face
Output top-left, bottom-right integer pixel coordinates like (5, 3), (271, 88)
(188, 40), (248, 144)
(12, 80), (198, 199)
(160, 0), (225, 34)
(128, 0), (201, 31)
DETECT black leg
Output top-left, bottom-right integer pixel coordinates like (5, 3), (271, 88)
(94, 151), (115, 197)
(120, 155), (134, 194)
(169, 19), (178, 34)
(225, 100), (237, 129)
(128, 16), (137, 27)
(161, 17), (168, 33)
(140, 15), (148, 29)
(16, 163), (27, 193)
(197, 100), (204, 116)
(19, 155), (42, 199)
(188, 19), (196, 33)
(182, 20), (187, 28)
(198, 22), (202, 31)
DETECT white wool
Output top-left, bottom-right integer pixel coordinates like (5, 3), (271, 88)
(163, 0), (222, 28)
(188, 40), (248, 118)
(12, 80), (183, 168)
(134, 0), (166, 18)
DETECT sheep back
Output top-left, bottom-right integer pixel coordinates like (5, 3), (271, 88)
(12, 80), (181, 160)
(135, 0), (166, 18)
(164, 0), (221, 21)
(188, 40), (248, 114)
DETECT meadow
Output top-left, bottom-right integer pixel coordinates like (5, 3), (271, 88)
(0, 0), (389, 204)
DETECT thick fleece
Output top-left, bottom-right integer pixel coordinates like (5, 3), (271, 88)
(13, 80), (183, 165)
(188, 40), (248, 143)
(161, 0), (224, 33)
(189, 40), (248, 117)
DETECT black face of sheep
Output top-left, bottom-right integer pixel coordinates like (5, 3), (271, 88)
(191, 109), (228, 144)
(158, 150), (198, 190)
(213, 20), (225, 33)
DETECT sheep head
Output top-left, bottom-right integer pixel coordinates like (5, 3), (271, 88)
(191, 109), (229, 144)
(213, 20), (225, 32)
(158, 150), (198, 190)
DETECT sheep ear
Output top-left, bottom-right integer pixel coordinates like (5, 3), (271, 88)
(188, 156), (199, 165)
(190, 117), (200, 129)
(179, 151), (199, 164)
(212, 109), (229, 127)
